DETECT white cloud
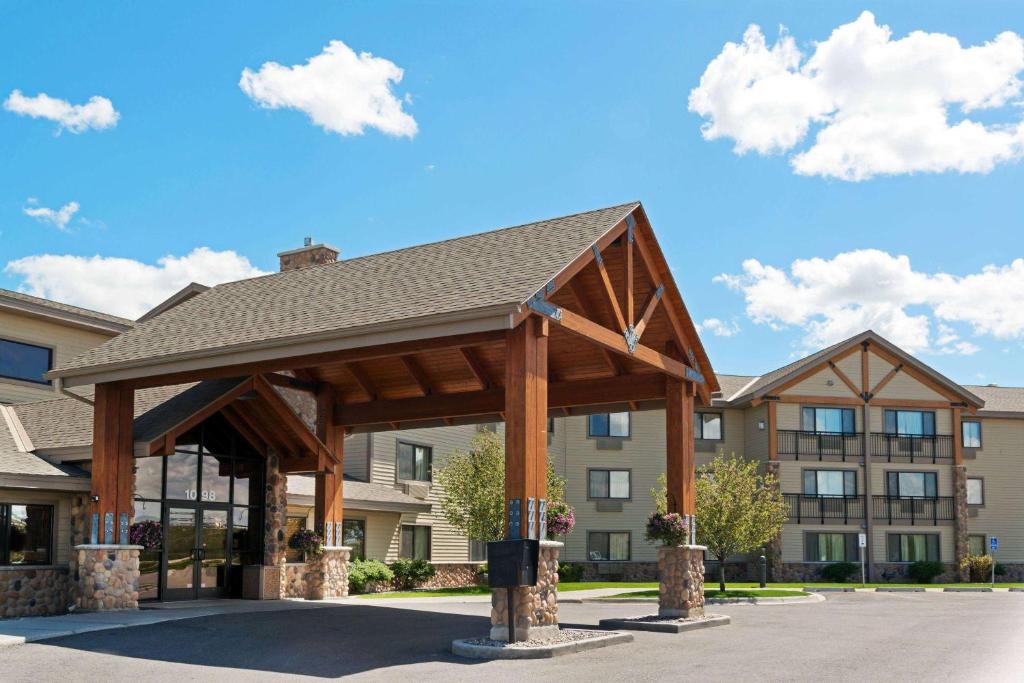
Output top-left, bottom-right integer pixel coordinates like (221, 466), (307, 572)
(689, 12), (1024, 180)
(4, 248), (269, 319)
(715, 249), (1024, 355)
(22, 199), (80, 231)
(698, 317), (741, 337)
(4, 90), (119, 133)
(239, 39), (417, 138)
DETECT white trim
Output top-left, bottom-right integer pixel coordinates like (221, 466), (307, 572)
(0, 293), (131, 334)
(727, 375), (762, 402)
(0, 405), (34, 452)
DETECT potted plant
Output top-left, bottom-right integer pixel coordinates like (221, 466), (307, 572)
(288, 529), (324, 560)
(129, 520), (163, 549)
(644, 511), (689, 547)
(546, 501), (575, 538)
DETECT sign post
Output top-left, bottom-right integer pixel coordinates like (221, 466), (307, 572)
(858, 533), (867, 587)
(990, 537), (999, 587)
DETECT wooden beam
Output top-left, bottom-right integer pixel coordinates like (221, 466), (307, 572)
(952, 407), (963, 466)
(147, 378), (256, 455)
(458, 346), (491, 390)
(220, 405), (268, 453)
(593, 247), (628, 333)
(861, 342), (870, 395)
(567, 278), (625, 377)
(869, 398), (960, 409)
(867, 344), (962, 402)
(633, 286), (663, 341)
(828, 360), (863, 399)
(315, 386), (344, 542)
(504, 316), (547, 539)
(335, 372), (666, 427)
(625, 229), (634, 326)
(769, 344), (861, 398)
(262, 372), (318, 393)
(252, 375), (339, 469)
(870, 363), (904, 397)
(767, 401), (778, 461)
(399, 355), (432, 396)
(114, 384), (135, 529)
(666, 346), (695, 515)
(91, 382), (134, 543)
(772, 394), (865, 407)
(345, 362), (378, 401)
(535, 215), (631, 306)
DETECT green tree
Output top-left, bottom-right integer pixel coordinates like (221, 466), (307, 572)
(696, 454), (788, 592)
(434, 430), (566, 543)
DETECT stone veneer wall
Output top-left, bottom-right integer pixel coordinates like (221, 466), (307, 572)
(765, 461), (784, 580)
(658, 545), (705, 618)
(0, 567), (71, 617)
(418, 563), (483, 589)
(952, 465), (970, 581)
(283, 563), (308, 598)
(305, 547), (351, 599)
(490, 541), (561, 641)
(264, 452), (287, 599)
(74, 545), (141, 610)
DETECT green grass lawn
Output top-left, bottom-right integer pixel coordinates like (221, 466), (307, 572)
(605, 589), (808, 599)
(357, 586), (491, 599)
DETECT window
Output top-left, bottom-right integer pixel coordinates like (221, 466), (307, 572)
(284, 516), (307, 562)
(802, 407), (856, 434)
(694, 413), (723, 440)
(400, 525), (431, 560)
(343, 519), (366, 560)
(884, 410), (936, 436)
(802, 470), (857, 497)
(0, 338), (53, 385)
(0, 504), (52, 565)
(887, 534), (940, 562)
(886, 471), (938, 498)
(804, 532), (859, 562)
(469, 539), (488, 562)
(588, 531), (630, 561)
(547, 417), (555, 434)
(967, 478), (984, 506)
(588, 412), (630, 438)
(588, 469), (630, 499)
(968, 535), (987, 556)
(962, 422), (982, 449)
(397, 442), (431, 482)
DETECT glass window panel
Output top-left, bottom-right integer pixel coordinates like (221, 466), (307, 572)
(816, 471), (845, 496)
(343, 520), (366, 560)
(609, 471), (630, 499)
(138, 549), (160, 600)
(896, 411), (924, 436)
(588, 414), (609, 437)
(285, 516), (306, 562)
(134, 456), (163, 500)
(0, 338), (52, 384)
(400, 525), (430, 560)
(803, 470), (816, 495)
(609, 533), (630, 560)
(701, 414), (722, 440)
(133, 499), (161, 527)
(842, 409), (856, 434)
(967, 479), (984, 505)
(609, 412), (630, 437)
(693, 412), (702, 436)
(233, 459), (259, 507)
(589, 471), (610, 498)
(199, 509), (228, 590)
(802, 408), (815, 431)
(588, 532), (609, 561)
(469, 539), (488, 562)
(843, 471), (857, 496)
(201, 454), (231, 503)
(414, 446), (431, 481)
(165, 449), (199, 501)
(816, 409), (843, 433)
(398, 443), (430, 481)
(962, 423), (982, 448)
(922, 412), (936, 436)
(898, 472), (925, 497)
(232, 507), (259, 566)
(7, 505), (51, 565)
(968, 535), (986, 556)
(924, 473), (937, 499)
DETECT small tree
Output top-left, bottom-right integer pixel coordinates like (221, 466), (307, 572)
(696, 454), (787, 592)
(435, 431), (567, 543)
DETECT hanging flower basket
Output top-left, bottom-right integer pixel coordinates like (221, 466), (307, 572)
(130, 520), (163, 550)
(546, 501), (576, 537)
(644, 511), (689, 546)
(289, 529), (325, 558)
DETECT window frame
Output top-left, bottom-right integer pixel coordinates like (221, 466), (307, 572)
(342, 518), (367, 561)
(801, 468), (858, 497)
(587, 412), (631, 439)
(587, 468), (632, 500)
(885, 470), (938, 499)
(694, 412), (724, 441)
(0, 502), (54, 566)
(586, 531), (631, 562)
(803, 531), (859, 563)
(883, 410), (937, 437)
(395, 440), (433, 483)
(886, 533), (940, 563)
(801, 406), (857, 435)
(961, 421), (982, 449)
(0, 337), (55, 387)
(400, 524), (431, 561)
(468, 539), (488, 562)
(968, 534), (987, 557)
(966, 477), (985, 507)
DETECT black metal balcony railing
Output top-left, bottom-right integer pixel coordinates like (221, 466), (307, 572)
(776, 430), (864, 461)
(784, 494), (865, 524)
(870, 433), (954, 463)
(872, 496), (955, 525)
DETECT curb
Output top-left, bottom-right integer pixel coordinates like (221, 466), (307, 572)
(875, 587), (926, 593)
(598, 613), (731, 634)
(943, 587), (993, 593)
(585, 594), (823, 605)
(1011, 588), (1024, 593)
(451, 632), (633, 660)
(804, 587), (857, 592)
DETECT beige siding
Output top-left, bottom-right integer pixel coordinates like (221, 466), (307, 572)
(744, 404), (769, 461)
(0, 488), (73, 565)
(0, 310), (114, 404)
(834, 352), (862, 388)
(866, 351), (894, 389)
(874, 371), (946, 402)
(785, 365), (861, 400)
(965, 418), (1024, 561)
(342, 433), (372, 482)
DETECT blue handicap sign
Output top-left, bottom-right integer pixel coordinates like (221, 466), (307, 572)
(990, 537), (999, 551)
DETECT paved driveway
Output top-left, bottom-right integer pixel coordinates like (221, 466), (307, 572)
(3, 592), (1022, 682)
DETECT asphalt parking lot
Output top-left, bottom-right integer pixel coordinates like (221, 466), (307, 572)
(3, 591), (1022, 682)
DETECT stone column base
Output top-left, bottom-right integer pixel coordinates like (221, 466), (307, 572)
(74, 544), (142, 611)
(306, 547), (352, 599)
(490, 540), (562, 641)
(658, 545), (705, 619)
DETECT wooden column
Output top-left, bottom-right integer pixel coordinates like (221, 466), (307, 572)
(91, 381), (135, 544)
(315, 387), (345, 545)
(767, 401), (778, 461)
(504, 315), (548, 539)
(666, 375), (695, 515)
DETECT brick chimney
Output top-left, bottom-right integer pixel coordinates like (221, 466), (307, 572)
(277, 237), (340, 272)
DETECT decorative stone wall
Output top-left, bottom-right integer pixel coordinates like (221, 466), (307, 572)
(765, 461), (784, 580)
(418, 563), (484, 589)
(305, 547), (351, 599)
(0, 567), (71, 617)
(263, 451), (287, 599)
(490, 541), (561, 641)
(994, 564), (1024, 581)
(874, 563), (960, 583)
(282, 563), (308, 598)
(658, 545), (705, 618)
(573, 561), (659, 582)
(67, 494), (90, 600)
(73, 545), (141, 611)
(952, 465), (970, 581)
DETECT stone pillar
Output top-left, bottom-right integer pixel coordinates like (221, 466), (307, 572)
(952, 465), (970, 581)
(658, 545), (705, 619)
(490, 540), (561, 641)
(764, 461), (784, 580)
(305, 547), (352, 599)
(73, 544), (141, 611)
(261, 450), (287, 599)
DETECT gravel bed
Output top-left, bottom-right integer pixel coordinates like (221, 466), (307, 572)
(461, 629), (612, 649)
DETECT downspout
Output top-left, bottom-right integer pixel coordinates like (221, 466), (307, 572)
(55, 377), (95, 407)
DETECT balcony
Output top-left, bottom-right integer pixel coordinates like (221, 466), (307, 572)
(776, 430), (864, 461)
(869, 433), (954, 463)
(784, 494), (866, 524)
(872, 496), (955, 525)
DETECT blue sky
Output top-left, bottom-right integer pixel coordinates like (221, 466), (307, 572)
(1, 1), (1022, 385)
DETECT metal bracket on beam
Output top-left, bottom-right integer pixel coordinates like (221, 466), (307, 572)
(684, 367), (706, 384)
(508, 499), (522, 540)
(626, 213), (636, 231)
(527, 293), (562, 321)
(591, 244), (604, 265)
(624, 325), (639, 354)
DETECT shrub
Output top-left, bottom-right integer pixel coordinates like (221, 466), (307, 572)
(288, 529), (324, 558)
(558, 562), (584, 582)
(959, 554), (994, 582)
(995, 562), (1008, 577)
(644, 511), (689, 546)
(390, 558), (436, 589)
(907, 560), (945, 584)
(820, 562), (858, 583)
(348, 559), (393, 594)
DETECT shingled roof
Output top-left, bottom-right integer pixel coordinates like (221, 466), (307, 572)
(963, 385), (1024, 417)
(0, 288), (133, 333)
(50, 202), (642, 383)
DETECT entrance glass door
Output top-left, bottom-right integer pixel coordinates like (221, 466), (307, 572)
(198, 509), (229, 598)
(162, 506), (229, 600)
(164, 507), (197, 600)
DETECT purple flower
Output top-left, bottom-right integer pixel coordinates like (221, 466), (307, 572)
(546, 501), (575, 536)
(644, 512), (689, 546)
(130, 520), (162, 550)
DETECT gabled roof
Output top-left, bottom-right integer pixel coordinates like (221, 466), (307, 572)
(726, 330), (985, 408)
(50, 202), (643, 385)
(136, 282), (210, 323)
(0, 288), (133, 335)
(963, 385), (1024, 417)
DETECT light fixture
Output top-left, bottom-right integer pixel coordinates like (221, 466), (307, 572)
(757, 419), (766, 431)
(826, 379), (835, 386)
